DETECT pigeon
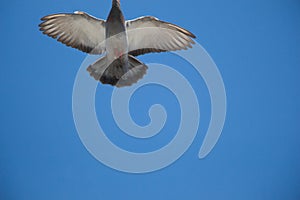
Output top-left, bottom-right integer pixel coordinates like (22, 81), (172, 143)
(39, 0), (196, 87)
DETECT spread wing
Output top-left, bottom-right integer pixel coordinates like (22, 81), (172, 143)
(39, 11), (106, 54)
(126, 16), (196, 56)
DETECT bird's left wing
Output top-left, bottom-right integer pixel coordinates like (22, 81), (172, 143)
(39, 11), (106, 54)
(126, 16), (196, 56)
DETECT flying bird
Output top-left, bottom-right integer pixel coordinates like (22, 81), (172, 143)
(39, 0), (196, 87)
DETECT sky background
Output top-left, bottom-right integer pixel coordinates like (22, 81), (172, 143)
(1, 0), (300, 199)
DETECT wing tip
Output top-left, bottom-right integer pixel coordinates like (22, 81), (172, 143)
(189, 32), (196, 39)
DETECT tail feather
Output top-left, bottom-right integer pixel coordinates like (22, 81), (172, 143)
(87, 56), (107, 81)
(87, 55), (148, 87)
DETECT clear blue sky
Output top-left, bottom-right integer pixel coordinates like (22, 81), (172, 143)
(1, 0), (300, 199)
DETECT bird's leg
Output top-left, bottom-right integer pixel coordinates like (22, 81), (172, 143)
(114, 48), (123, 59)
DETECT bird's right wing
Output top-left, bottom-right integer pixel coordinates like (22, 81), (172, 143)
(126, 16), (196, 56)
(39, 11), (106, 54)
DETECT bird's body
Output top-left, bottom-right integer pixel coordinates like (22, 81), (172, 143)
(105, 0), (129, 76)
(39, 0), (196, 87)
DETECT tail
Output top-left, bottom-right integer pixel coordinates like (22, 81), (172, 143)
(87, 55), (148, 87)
